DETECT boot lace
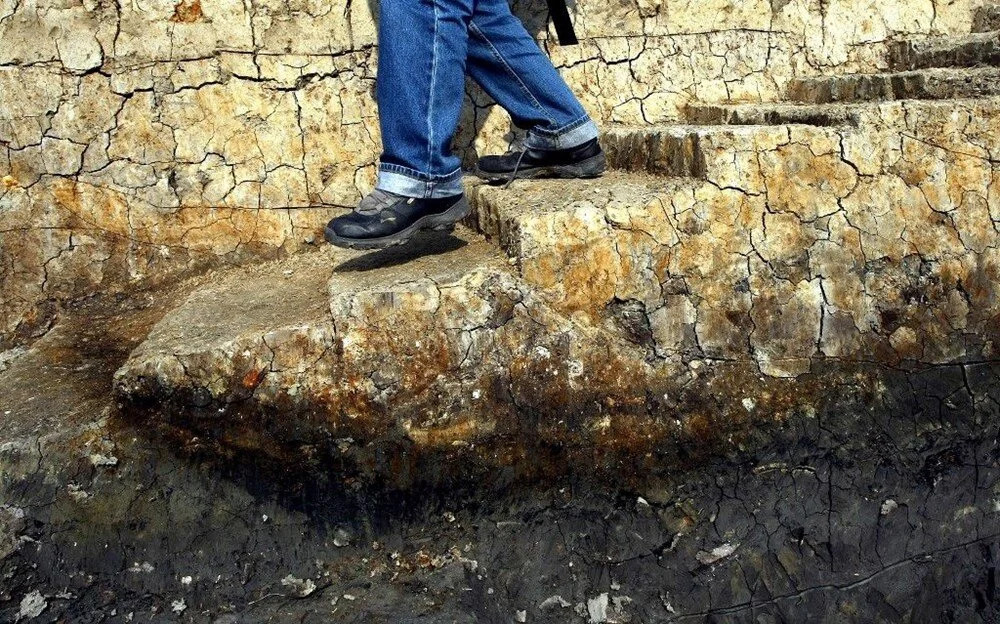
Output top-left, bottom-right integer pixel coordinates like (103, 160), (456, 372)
(502, 139), (529, 190)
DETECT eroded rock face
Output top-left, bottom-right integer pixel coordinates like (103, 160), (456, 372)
(482, 100), (1000, 375)
(0, 0), (991, 346)
(108, 89), (1000, 483)
(4, 289), (1000, 622)
(5, 5), (1000, 617)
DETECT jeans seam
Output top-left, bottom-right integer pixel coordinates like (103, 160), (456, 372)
(427, 0), (441, 175)
(469, 20), (556, 126)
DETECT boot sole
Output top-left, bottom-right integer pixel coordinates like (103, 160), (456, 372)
(474, 152), (607, 182)
(324, 196), (471, 251)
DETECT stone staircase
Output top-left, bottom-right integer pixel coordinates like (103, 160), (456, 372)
(113, 28), (1000, 486)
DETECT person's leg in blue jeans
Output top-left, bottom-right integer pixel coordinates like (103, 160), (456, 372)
(466, 0), (602, 161)
(325, 0), (603, 249)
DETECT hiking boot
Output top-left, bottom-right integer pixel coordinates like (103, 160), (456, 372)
(474, 137), (606, 184)
(325, 188), (470, 250)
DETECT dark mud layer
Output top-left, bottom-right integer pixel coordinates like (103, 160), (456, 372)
(2, 293), (1000, 623)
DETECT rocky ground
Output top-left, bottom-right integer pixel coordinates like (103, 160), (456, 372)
(2, 258), (999, 624)
(6, 6), (1000, 622)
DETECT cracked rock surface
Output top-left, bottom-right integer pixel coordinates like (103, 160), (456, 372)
(0, 0), (993, 347)
(6, 1), (1000, 620)
(112, 95), (1000, 472)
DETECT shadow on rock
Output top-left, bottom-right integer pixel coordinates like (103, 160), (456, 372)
(333, 231), (468, 273)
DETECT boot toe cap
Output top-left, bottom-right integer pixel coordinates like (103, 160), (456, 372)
(327, 213), (373, 239)
(476, 155), (510, 174)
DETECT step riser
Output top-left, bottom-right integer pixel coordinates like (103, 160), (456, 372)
(683, 105), (858, 127)
(889, 37), (1000, 71)
(601, 124), (851, 196)
(602, 130), (706, 178)
(787, 70), (1000, 103)
(474, 177), (1000, 374)
(601, 125), (815, 182)
(118, 327), (911, 487)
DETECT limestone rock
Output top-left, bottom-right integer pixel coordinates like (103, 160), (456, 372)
(2, 0), (997, 348)
(4, 0), (1000, 464)
(114, 231), (674, 469)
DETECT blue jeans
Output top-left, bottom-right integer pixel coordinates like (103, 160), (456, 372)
(375, 0), (599, 198)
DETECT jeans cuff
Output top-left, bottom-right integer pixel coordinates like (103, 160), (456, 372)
(524, 117), (600, 151)
(376, 164), (465, 198)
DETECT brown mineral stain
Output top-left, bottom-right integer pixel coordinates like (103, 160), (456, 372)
(171, 0), (203, 22)
(408, 419), (488, 447)
(242, 369), (264, 389)
(51, 179), (86, 226)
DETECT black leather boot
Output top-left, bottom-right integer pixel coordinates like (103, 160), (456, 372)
(325, 189), (469, 250)
(474, 137), (606, 184)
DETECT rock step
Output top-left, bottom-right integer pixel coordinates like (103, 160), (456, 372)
(470, 101), (1000, 371)
(682, 102), (861, 127)
(116, 94), (1000, 483)
(683, 96), (1000, 128)
(889, 31), (1000, 71)
(468, 171), (840, 376)
(786, 66), (1000, 103)
(113, 228), (684, 482)
(600, 123), (836, 179)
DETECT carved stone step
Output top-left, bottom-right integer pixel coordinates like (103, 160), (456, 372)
(889, 30), (1000, 70)
(472, 100), (1000, 371)
(683, 96), (999, 130)
(115, 98), (1000, 484)
(682, 102), (861, 127)
(787, 66), (1000, 104)
(600, 123), (842, 180)
(113, 229), (680, 482)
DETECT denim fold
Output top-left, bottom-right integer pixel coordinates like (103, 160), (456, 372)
(374, 0), (597, 198)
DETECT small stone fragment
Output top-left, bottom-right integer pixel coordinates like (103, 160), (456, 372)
(18, 590), (47, 619)
(89, 453), (118, 467)
(881, 499), (899, 516)
(67, 484), (89, 501)
(539, 595), (571, 610)
(587, 593), (609, 623)
(0, 347), (26, 373)
(696, 542), (739, 565)
(171, 599), (187, 614)
(0, 505), (26, 559)
(333, 528), (352, 547)
(281, 575), (317, 597)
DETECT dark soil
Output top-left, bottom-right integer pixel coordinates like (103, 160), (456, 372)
(2, 288), (999, 623)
